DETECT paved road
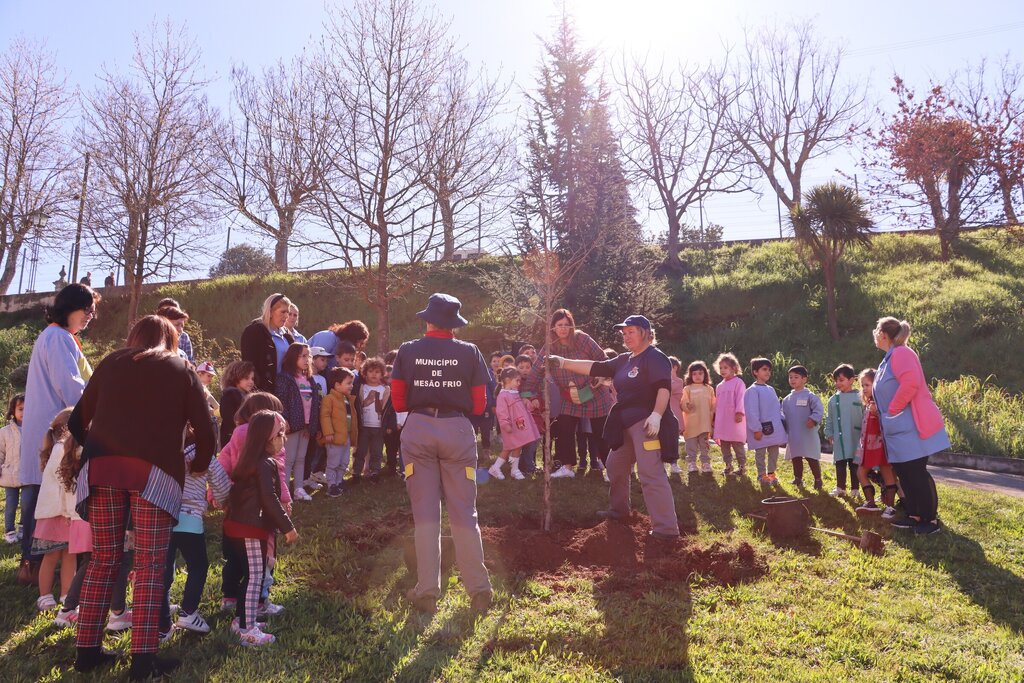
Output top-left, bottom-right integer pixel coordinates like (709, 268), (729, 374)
(819, 453), (1024, 499)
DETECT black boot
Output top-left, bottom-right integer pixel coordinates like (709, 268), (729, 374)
(74, 646), (117, 673)
(128, 653), (181, 681)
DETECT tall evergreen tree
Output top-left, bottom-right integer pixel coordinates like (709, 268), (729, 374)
(515, 13), (643, 335)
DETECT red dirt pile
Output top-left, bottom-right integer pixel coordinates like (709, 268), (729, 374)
(480, 513), (766, 588)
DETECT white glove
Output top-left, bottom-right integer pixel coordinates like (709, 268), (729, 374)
(547, 355), (566, 370)
(644, 411), (662, 438)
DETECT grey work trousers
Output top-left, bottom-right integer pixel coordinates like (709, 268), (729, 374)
(402, 412), (491, 599)
(606, 421), (680, 537)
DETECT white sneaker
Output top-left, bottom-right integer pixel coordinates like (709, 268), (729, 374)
(701, 464), (712, 474)
(159, 629), (174, 643)
(231, 617), (271, 633)
(550, 465), (575, 479)
(511, 469), (525, 480)
(54, 606), (78, 627)
(105, 609), (133, 631)
(312, 472), (329, 485)
(36, 594), (57, 611)
(669, 463), (682, 474)
(687, 465), (698, 474)
(239, 625), (275, 647)
(175, 610), (210, 633)
(303, 478), (323, 491)
(829, 487), (846, 497)
(487, 464), (506, 481)
(257, 601), (285, 617)
(3, 530), (16, 544)
(881, 506), (898, 520)
(294, 488), (313, 501)
(602, 469), (610, 483)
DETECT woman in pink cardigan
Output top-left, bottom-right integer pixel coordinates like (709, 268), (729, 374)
(872, 317), (950, 536)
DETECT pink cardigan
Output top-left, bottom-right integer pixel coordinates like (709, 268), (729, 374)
(887, 345), (945, 440)
(218, 423), (292, 506)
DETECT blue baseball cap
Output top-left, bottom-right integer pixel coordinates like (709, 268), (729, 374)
(613, 315), (652, 331)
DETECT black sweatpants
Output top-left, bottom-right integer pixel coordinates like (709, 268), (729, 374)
(892, 456), (938, 522)
(553, 415), (607, 468)
(835, 460), (859, 491)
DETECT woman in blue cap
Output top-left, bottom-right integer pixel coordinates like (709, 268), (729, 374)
(548, 315), (680, 539)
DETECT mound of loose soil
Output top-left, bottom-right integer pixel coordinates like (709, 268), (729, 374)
(334, 507), (413, 551)
(480, 512), (767, 589)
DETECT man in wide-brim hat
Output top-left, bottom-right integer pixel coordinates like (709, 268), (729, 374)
(390, 293), (493, 614)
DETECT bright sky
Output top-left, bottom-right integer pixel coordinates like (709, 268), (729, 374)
(3, 0), (1023, 289)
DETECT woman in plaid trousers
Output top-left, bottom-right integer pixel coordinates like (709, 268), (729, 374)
(68, 316), (216, 680)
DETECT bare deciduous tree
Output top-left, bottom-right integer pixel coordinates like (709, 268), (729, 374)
(79, 21), (217, 328)
(417, 58), (515, 260)
(618, 55), (748, 270)
(954, 56), (1024, 226)
(211, 55), (330, 271)
(0, 37), (74, 294)
(309, 0), (453, 352)
(729, 19), (867, 212)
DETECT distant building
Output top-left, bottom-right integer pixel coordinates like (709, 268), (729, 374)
(451, 248), (486, 261)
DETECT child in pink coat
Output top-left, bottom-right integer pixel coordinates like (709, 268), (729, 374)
(712, 353), (748, 476)
(488, 368), (542, 481)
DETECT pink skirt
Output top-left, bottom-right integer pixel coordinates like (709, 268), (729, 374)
(69, 519), (92, 554)
(33, 516), (70, 543)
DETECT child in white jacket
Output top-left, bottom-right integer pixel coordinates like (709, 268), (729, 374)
(0, 394), (25, 543)
(31, 408), (85, 614)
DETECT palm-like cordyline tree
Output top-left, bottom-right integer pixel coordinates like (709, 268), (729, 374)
(790, 182), (874, 340)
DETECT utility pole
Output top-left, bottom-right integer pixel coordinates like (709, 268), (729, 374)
(71, 152), (90, 282)
(776, 194), (783, 239)
(169, 232), (176, 281)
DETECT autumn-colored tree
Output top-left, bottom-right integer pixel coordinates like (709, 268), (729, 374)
(865, 78), (988, 260)
(790, 182), (873, 340)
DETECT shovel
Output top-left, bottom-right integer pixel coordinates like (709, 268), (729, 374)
(809, 526), (885, 555)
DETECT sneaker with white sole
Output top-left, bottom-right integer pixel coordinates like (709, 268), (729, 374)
(231, 617), (270, 633)
(303, 478), (323, 491)
(257, 601), (285, 617)
(54, 607), (79, 627)
(701, 464), (712, 474)
(105, 609), (133, 631)
(36, 594), (57, 611)
(293, 488), (312, 501)
(175, 610), (210, 634)
(510, 469), (525, 480)
(550, 465), (576, 479)
(669, 463), (682, 474)
(687, 465), (698, 474)
(487, 464), (506, 480)
(881, 506), (898, 520)
(239, 625), (275, 647)
(829, 487), (846, 497)
(312, 472), (328, 485)
(4, 530), (17, 544)
(159, 629), (173, 643)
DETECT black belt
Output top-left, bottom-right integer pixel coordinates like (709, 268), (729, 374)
(412, 407), (464, 419)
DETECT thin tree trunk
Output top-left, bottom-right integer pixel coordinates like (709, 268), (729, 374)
(541, 292), (554, 532)
(439, 196), (455, 260)
(0, 235), (24, 295)
(1001, 185), (1019, 225)
(275, 233), (289, 271)
(664, 207), (683, 272)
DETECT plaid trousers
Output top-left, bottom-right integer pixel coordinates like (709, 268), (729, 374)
(76, 487), (173, 654)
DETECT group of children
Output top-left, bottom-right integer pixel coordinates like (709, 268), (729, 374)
(0, 335), (412, 649)
(665, 352), (899, 516)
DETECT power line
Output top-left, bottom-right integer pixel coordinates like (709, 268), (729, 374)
(847, 20), (1024, 58)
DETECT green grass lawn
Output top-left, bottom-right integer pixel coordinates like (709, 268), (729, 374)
(1, 453), (1023, 682)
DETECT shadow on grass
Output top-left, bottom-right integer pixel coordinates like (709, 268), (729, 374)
(894, 525), (1024, 634)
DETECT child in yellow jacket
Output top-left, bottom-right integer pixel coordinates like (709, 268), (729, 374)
(319, 367), (359, 497)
